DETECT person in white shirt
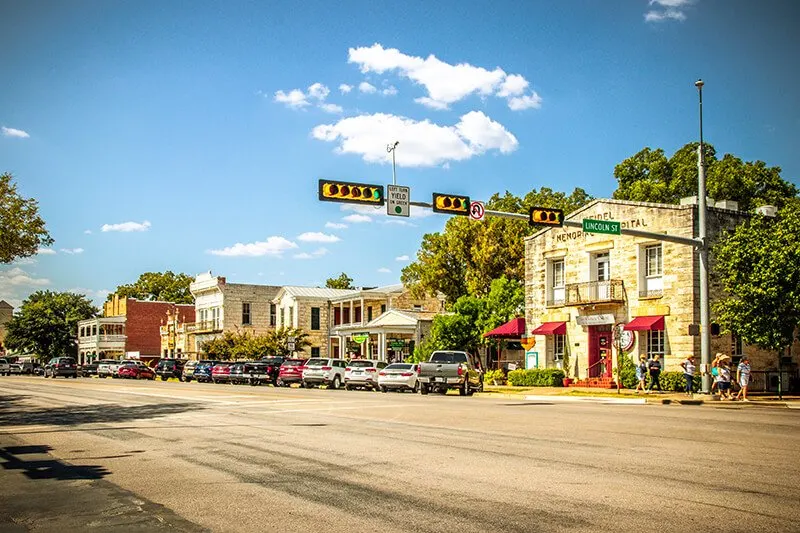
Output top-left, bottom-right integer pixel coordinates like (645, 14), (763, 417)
(736, 355), (752, 401)
(680, 354), (696, 397)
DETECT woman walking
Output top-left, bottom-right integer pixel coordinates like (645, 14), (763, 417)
(680, 354), (696, 397)
(716, 355), (733, 400)
(736, 355), (751, 401)
(635, 356), (648, 393)
(647, 354), (662, 392)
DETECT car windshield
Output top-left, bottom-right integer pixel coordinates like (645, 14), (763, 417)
(385, 364), (413, 370)
(349, 361), (375, 368)
(429, 352), (468, 364)
(305, 358), (327, 367)
(282, 359), (305, 367)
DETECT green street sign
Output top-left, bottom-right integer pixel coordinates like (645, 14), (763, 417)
(389, 340), (406, 349)
(582, 219), (621, 235)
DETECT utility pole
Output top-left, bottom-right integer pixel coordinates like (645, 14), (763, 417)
(387, 141), (399, 185)
(696, 79), (711, 395)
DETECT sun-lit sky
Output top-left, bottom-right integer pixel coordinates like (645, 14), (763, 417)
(1, 0), (798, 308)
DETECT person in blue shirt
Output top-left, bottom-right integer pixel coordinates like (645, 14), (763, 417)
(736, 355), (752, 402)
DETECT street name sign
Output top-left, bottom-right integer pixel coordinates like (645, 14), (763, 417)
(387, 185), (410, 217)
(582, 218), (621, 235)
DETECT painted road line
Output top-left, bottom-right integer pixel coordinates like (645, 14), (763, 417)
(524, 395), (646, 405)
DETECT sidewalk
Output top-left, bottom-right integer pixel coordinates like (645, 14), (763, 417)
(480, 385), (800, 407)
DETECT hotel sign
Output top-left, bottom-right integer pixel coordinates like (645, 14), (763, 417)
(576, 314), (616, 326)
(582, 218), (621, 235)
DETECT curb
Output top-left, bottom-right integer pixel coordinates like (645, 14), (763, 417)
(524, 395), (646, 405)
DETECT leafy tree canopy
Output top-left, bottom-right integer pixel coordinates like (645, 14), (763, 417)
(0, 173), (54, 263)
(612, 142), (798, 211)
(201, 327), (312, 360)
(712, 200), (800, 358)
(4, 291), (98, 360)
(325, 272), (355, 290)
(109, 271), (194, 304)
(401, 187), (592, 303)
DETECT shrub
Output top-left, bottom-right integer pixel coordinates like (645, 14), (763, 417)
(507, 368), (565, 387)
(616, 353), (638, 389)
(483, 369), (506, 385)
(649, 371), (702, 392)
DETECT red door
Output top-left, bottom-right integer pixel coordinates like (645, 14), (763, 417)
(588, 325), (613, 377)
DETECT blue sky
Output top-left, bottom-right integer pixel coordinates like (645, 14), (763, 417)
(1, 0), (798, 309)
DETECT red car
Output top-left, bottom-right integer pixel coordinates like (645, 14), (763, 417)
(211, 363), (232, 384)
(117, 362), (155, 380)
(277, 358), (307, 387)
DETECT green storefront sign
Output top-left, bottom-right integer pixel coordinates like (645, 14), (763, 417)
(389, 340), (406, 349)
(582, 218), (621, 235)
(352, 333), (370, 344)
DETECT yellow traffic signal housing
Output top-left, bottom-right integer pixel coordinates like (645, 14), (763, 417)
(529, 206), (564, 227)
(318, 179), (384, 206)
(432, 193), (470, 215)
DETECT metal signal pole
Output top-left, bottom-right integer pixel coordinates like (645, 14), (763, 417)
(696, 79), (711, 394)
(387, 141), (399, 185)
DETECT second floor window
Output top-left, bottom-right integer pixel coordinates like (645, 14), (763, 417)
(550, 259), (565, 304)
(311, 347), (320, 358)
(311, 307), (320, 330)
(367, 306), (373, 322)
(381, 304), (386, 314)
(270, 303), (276, 326)
(242, 303), (251, 325)
(642, 244), (664, 296)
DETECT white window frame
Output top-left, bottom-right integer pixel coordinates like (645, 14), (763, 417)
(549, 259), (565, 304)
(553, 334), (566, 361)
(646, 330), (665, 356)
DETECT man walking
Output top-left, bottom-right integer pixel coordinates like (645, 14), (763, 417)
(647, 354), (662, 392)
(680, 354), (696, 397)
(736, 355), (751, 401)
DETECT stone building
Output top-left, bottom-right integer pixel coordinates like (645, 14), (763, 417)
(524, 198), (799, 383)
(159, 308), (196, 359)
(0, 300), (13, 354)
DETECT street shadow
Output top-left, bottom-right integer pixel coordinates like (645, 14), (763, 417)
(0, 445), (110, 480)
(503, 402), (555, 406)
(0, 394), (202, 427)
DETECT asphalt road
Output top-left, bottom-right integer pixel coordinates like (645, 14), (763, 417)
(1, 376), (798, 533)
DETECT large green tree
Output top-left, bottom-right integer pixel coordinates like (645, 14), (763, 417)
(201, 327), (312, 360)
(110, 271), (194, 304)
(613, 143), (798, 211)
(0, 173), (54, 263)
(4, 291), (98, 360)
(402, 187), (592, 303)
(325, 272), (355, 290)
(712, 201), (800, 369)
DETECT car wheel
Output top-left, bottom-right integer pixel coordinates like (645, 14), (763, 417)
(344, 384), (351, 391)
(72, 374), (77, 379)
(330, 375), (341, 390)
(380, 386), (387, 393)
(420, 383), (428, 395)
(411, 382), (419, 394)
(459, 380), (468, 396)
(438, 387), (448, 395)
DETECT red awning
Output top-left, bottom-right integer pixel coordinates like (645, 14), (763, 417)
(531, 321), (567, 335)
(624, 315), (665, 331)
(483, 317), (526, 338)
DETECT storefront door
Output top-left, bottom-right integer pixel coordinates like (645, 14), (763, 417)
(588, 325), (613, 377)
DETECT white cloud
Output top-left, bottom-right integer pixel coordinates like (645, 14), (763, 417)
(340, 203), (434, 220)
(209, 236), (298, 257)
(507, 94), (543, 110)
(339, 83), (353, 94)
(645, 0), (692, 22)
(84, 229), (92, 235)
(60, 248), (84, 255)
(293, 247), (330, 260)
(319, 103), (344, 114)
(380, 219), (416, 226)
(347, 43), (542, 111)
(2, 126), (30, 138)
(313, 111), (517, 168)
(377, 267), (392, 273)
(69, 287), (111, 305)
(358, 81), (377, 94)
(307, 82), (330, 100)
(101, 220), (151, 232)
(37, 248), (57, 255)
(342, 214), (372, 223)
(274, 89), (310, 108)
(297, 232), (341, 243)
(382, 85), (398, 96)
(395, 255), (410, 261)
(0, 267), (50, 288)
(325, 221), (348, 229)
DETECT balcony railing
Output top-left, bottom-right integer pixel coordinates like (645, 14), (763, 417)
(185, 320), (222, 333)
(639, 289), (663, 299)
(78, 334), (126, 345)
(548, 280), (625, 307)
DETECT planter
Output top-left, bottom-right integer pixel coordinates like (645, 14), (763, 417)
(562, 378), (574, 387)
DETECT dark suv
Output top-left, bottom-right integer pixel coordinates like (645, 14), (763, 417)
(44, 357), (78, 378)
(155, 359), (187, 381)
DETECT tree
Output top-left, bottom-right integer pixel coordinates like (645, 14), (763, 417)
(612, 143), (798, 211)
(200, 330), (241, 360)
(0, 173), (54, 263)
(4, 291), (98, 360)
(325, 272), (355, 290)
(110, 271), (194, 304)
(712, 201), (800, 371)
(200, 327), (312, 359)
(402, 187), (592, 303)
(266, 327), (311, 357)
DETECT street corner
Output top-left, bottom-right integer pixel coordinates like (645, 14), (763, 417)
(524, 394), (646, 405)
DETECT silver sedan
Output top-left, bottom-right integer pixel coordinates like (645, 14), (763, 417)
(377, 363), (419, 393)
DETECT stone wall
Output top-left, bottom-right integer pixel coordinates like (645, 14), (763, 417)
(222, 283), (281, 336)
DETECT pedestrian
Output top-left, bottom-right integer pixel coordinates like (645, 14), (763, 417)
(647, 354), (662, 392)
(710, 353), (722, 394)
(680, 354), (696, 397)
(635, 355), (648, 393)
(736, 355), (751, 402)
(716, 355), (733, 400)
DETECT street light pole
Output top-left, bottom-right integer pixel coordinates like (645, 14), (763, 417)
(696, 79), (711, 394)
(387, 141), (399, 185)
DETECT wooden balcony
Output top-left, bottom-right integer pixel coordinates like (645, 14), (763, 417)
(185, 320), (223, 334)
(552, 280), (625, 307)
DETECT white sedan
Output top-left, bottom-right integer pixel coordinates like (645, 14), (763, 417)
(377, 363), (419, 393)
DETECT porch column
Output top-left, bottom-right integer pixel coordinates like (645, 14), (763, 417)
(339, 302), (344, 325)
(349, 300), (354, 326)
(378, 332), (386, 360)
(360, 297), (365, 325)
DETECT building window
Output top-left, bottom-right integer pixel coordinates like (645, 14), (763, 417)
(647, 330), (665, 356)
(381, 304), (386, 314)
(288, 306), (294, 327)
(80, 327), (84, 337)
(311, 347), (320, 358)
(343, 307), (350, 324)
(270, 303), (276, 326)
(92, 325), (97, 336)
(242, 303), (251, 325)
(311, 307), (320, 330)
(641, 244), (663, 297)
(367, 306), (373, 322)
(413, 305), (423, 311)
(554, 334), (566, 361)
(549, 259), (565, 305)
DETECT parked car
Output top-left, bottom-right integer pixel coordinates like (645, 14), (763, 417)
(21, 361), (41, 375)
(301, 358), (347, 389)
(277, 358), (307, 387)
(96, 359), (120, 378)
(33, 365), (45, 376)
(44, 357), (78, 378)
(258, 356), (285, 386)
(344, 360), (388, 391)
(182, 360), (199, 382)
(117, 362), (156, 380)
(236, 362), (269, 386)
(193, 361), (220, 383)
(9, 363), (23, 375)
(155, 359), (187, 381)
(0, 358), (10, 376)
(377, 363), (420, 393)
(110, 359), (140, 378)
(80, 361), (99, 377)
(227, 362), (247, 384)
(417, 351), (482, 396)
(211, 363), (232, 384)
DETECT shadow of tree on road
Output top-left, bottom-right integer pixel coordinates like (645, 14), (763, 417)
(0, 444), (110, 480)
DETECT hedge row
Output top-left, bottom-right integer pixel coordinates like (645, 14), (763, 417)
(644, 371), (703, 392)
(483, 369), (506, 385)
(507, 368), (565, 387)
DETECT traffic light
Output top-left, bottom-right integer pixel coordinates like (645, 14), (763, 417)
(318, 179), (384, 205)
(529, 206), (564, 227)
(432, 193), (470, 215)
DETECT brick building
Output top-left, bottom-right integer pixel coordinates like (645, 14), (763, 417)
(524, 198), (799, 386)
(77, 295), (195, 365)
